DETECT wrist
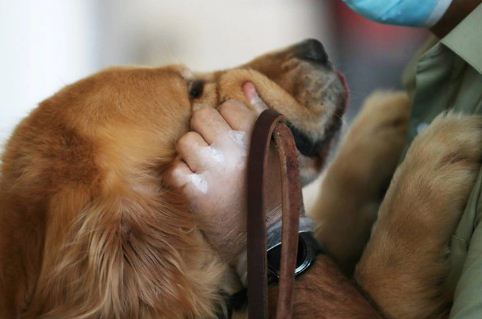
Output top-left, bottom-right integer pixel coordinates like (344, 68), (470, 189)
(233, 205), (282, 279)
(234, 216), (320, 286)
(266, 216), (315, 252)
(233, 210), (283, 287)
(266, 217), (321, 283)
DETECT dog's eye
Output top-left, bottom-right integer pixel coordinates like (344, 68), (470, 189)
(189, 80), (204, 99)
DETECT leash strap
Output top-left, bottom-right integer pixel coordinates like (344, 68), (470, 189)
(247, 109), (303, 319)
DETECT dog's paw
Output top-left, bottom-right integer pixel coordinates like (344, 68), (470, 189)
(310, 91), (410, 274)
(398, 113), (482, 233)
(403, 113), (482, 197)
(408, 113), (482, 169)
(333, 91), (410, 194)
(314, 91), (410, 209)
(355, 114), (482, 319)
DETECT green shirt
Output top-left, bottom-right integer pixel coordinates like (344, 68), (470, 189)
(402, 4), (482, 318)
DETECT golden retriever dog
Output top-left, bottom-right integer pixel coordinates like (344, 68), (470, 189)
(1, 37), (480, 318)
(0, 39), (348, 318)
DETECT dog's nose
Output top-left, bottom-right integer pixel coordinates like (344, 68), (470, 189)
(294, 39), (329, 65)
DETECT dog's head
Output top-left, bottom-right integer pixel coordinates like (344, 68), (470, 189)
(192, 38), (348, 184)
(0, 39), (347, 318)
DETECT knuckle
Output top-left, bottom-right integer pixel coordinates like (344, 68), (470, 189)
(191, 106), (214, 126)
(177, 131), (198, 150)
(164, 167), (180, 185)
(218, 101), (231, 115)
(171, 165), (185, 178)
(166, 169), (179, 183)
(219, 99), (245, 113)
(220, 100), (256, 124)
(169, 169), (189, 189)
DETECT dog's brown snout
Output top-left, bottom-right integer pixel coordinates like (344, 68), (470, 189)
(294, 39), (329, 65)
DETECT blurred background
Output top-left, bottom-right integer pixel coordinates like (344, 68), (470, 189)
(0, 0), (427, 199)
(0, 0), (428, 144)
(0, 0), (428, 205)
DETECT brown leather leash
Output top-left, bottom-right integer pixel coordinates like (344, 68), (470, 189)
(247, 109), (303, 319)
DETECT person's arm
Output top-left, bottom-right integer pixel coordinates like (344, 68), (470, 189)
(166, 85), (382, 317)
(448, 169), (482, 319)
(430, 0), (481, 37)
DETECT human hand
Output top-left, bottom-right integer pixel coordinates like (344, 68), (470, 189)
(165, 83), (282, 263)
(342, 0), (453, 27)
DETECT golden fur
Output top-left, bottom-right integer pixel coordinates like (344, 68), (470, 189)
(313, 92), (482, 318)
(2, 38), (480, 318)
(312, 91), (411, 274)
(355, 113), (482, 319)
(0, 42), (347, 318)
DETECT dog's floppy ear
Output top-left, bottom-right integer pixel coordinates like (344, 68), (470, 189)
(28, 180), (225, 318)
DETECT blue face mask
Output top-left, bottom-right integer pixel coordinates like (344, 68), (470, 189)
(342, 0), (453, 27)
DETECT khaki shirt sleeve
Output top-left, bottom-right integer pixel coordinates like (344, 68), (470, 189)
(401, 5), (482, 318)
(441, 4), (482, 74)
(445, 5), (482, 318)
(449, 168), (482, 318)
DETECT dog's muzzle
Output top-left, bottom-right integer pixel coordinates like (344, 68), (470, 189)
(286, 123), (326, 158)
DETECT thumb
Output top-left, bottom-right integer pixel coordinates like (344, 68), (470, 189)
(243, 82), (268, 114)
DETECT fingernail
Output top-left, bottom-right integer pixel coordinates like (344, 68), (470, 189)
(243, 82), (267, 114)
(243, 82), (256, 98)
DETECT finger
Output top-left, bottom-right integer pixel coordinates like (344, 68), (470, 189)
(218, 99), (258, 133)
(191, 106), (232, 144)
(243, 82), (268, 115)
(164, 159), (194, 189)
(165, 160), (208, 197)
(176, 131), (209, 172)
